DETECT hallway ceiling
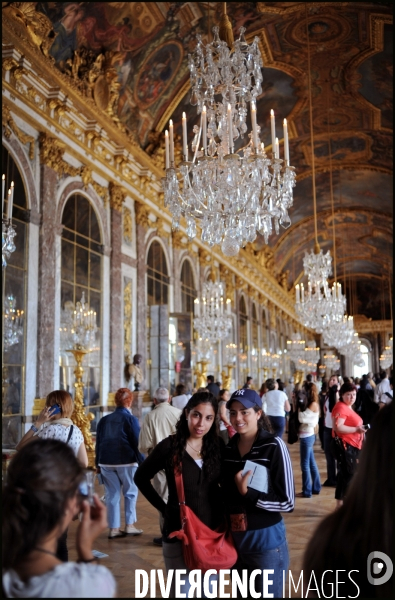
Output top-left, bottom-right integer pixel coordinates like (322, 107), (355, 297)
(25, 3), (395, 319)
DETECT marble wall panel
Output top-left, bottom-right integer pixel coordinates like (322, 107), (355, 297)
(110, 208), (123, 390)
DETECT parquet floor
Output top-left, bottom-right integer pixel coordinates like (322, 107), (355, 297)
(68, 436), (335, 598)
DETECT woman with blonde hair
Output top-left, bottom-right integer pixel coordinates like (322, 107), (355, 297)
(16, 389), (88, 561)
(296, 382), (321, 498)
(95, 387), (144, 538)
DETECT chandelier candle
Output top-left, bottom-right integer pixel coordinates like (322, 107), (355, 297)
(270, 109), (276, 151)
(182, 113), (188, 161)
(7, 182), (14, 221)
(169, 120), (174, 164)
(251, 102), (258, 150)
(283, 119), (289, 164)
(165, 131), (170, 169)
(275, 138), (280, 159)
(2, 174), (5, 214)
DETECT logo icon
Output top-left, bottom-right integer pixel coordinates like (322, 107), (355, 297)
(234, 390), (245, 396)
(367, 551), (393, 586)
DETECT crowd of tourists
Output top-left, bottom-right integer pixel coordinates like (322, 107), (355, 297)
(2, 370), (392, 598)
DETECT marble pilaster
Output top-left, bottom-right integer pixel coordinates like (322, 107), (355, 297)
(36, 164), (61, 396)
(136, 222), (148, 383)
(110, 207), (123, 390)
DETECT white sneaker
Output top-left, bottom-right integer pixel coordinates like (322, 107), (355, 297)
(123, 525), (143, 535)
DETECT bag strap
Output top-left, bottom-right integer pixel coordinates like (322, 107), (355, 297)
(66, 425), (74, 444)
(173, 464), (186, 505)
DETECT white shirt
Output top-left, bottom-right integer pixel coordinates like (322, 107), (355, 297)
(374, 378), (391, 404)
(171, 394), (189, 410)
(324, 398), (333, 428)
(298, 406), (319, 438)
(2, 562), (116, 598)
(34, 421), (84, 456)
(263, 389), (288, 417)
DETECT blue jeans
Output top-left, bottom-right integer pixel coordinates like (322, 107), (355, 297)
(323, 426), (337, 484)
(268, 416), (286, 438)
(299, 435), (321, 497)
(100, 465), (138, 528)
(232, 521), (289, 598)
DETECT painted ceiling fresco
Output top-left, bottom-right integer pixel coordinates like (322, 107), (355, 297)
(32, 2), (393, 320)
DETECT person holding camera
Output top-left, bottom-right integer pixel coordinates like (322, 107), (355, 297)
(2, 438), (116, 598)
(16, 390), (88, 561)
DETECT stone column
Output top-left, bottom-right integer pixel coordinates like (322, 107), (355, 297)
(109, 183), (126, 391)
(36, 164), (61, 397)
(135, 201), (151, 386)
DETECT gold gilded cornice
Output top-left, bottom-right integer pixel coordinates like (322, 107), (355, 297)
(135, 201), (150, 228)
(39, 132), (80, 176)
(172, 230), (186, 250)
(3, 2), (55, 59)
(109, 181), (126, 212)
(80, 165), (109, 205)
(2, 103), (35, 159)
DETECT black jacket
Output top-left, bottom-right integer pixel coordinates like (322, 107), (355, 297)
(222, 429), (295, 530)
(134, 435), (224, 538)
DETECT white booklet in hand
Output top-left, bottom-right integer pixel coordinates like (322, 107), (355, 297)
(242, 460), (269, 493)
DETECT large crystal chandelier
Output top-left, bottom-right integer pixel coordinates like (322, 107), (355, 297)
(295, 276), (347, 334)
(162, 11), (296, 257)
(2, 175), (16, 269)
(193, 280), (232, 342)
(3, 294), (24, 350)
(324, 352), (339, 371)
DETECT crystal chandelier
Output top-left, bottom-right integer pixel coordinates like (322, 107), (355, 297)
(224, 341), (238, 366)
(61, 292), (98, 351)
(322, 315), (354, 350)
(162, 14), (296, 257)
(3, 294), (24, 350)
(193, 280), (232, 342)
(324, 352), (339, 371)
(2, 175), (16, 269)
(304, 340), (320, 368)
(286, 332), (306, 364)
(380, 338), (393, 370)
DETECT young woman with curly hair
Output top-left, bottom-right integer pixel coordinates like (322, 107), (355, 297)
(134, 391), (225, 597)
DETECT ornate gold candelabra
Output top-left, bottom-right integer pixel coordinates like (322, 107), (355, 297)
(194, 360), (208, 389)
(221, 365), (235, 391)
(67, 346), (95, 463)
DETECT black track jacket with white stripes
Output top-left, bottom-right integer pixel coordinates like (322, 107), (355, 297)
(222, 429), (295, 530)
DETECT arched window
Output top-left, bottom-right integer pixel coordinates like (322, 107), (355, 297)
(60, 194), (102, 412)
(2, 146), (29, 445)
(353, 343), (370, 379)
(180, 260), (196, 313)
(147, 240), (169, 305)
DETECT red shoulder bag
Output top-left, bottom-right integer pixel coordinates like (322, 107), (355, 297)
(168, 465), (237, 572)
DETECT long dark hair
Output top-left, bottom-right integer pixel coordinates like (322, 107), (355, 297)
(171, 392), (220, 479)
(252, 405), (274, 433)
(299, 382), (319, 411)
(303, 403), (393, 597)
(2, 439), (84, 570)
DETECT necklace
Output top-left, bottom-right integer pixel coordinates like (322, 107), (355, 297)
(34, 547), (58, 558)
(187, 442), (202, 458)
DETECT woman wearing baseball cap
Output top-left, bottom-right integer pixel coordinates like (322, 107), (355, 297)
(222, 388), (295, 598)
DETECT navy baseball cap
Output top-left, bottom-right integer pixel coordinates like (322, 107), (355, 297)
(226, 388), (263, 410)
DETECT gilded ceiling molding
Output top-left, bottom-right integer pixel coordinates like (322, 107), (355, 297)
(354, 318), (392, 335)
(155, 219), (170, 239)
(80, 166), (109, 206)
(134, 201), (151, 228)
(39, 132), (80, 177)
(108, 182), (126, 212)
(2, 2), (55, 59)
(2, 103), (35, 159)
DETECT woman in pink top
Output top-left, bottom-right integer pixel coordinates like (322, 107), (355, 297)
(332, 382), (366, 507)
